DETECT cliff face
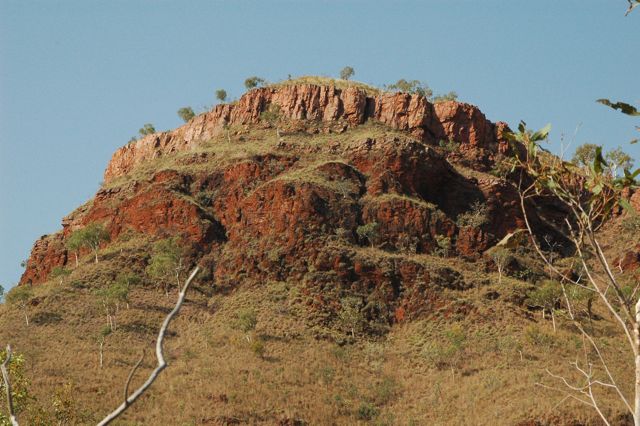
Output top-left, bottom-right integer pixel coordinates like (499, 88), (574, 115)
(22, 82), (550, 321)
(104, 84), (509, 182)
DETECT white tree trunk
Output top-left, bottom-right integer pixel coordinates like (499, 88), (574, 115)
(74, 252), (78, 267)
(635, 298), (640, 425)
(99, 339), (104, 369)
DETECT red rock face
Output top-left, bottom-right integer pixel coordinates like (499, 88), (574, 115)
(24, 82), (569, 333)
(20, 233), (67, 285)
(103, 84), (503, 183)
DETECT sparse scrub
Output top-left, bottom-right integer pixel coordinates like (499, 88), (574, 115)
(621, 214), (640, 232)
(337, 296), (366, 339)
(526, 280), (563, 331)
(456, 200), (489, 228)
(67, 222), (110, 264)
(260, 103), (283, 138)
(385, 79), (432, 98)
(432, 91), (458, 102)
(6, 286), (33, 326)
(433, 235), (452, 257)
(487, 247), (511, 284)
(146, 237), (186, 296)
(138, 123), (156, 136)
(49, 266), (71, 284)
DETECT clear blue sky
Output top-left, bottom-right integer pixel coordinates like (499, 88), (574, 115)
(1, 1), (639, 288)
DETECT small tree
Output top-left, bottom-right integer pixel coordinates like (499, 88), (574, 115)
(215, 89), (227, 103)
(97, 325), (111, 369)
(244, 76), (266, 90)
(146, 237), (185, 296)
(338, 296), (366, 338)
(138, 123), (156, 136)
(356, 222), (379, 247)
(236, 308), (257, 342)
(177, 107), (195, 123)
(0, 284), (4, 303)
(69, 223), (110, 264)
(65, 231), (83, 267)
(488, 247), (511, 284)
(340, 66), (355, 81)
(114, 272), (139, 309)
(526, 280), (563, 332)
(260, 104), (282, 138)
(0, 348), (32, 422)
(95, 280), (128, 332)
(571, 143), (599, 168)
(605, 147), (634, 177)
(386, 79), (433, 98)
(6, 286), (33, 326)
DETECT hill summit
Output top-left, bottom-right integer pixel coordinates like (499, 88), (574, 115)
(8, 78), (640, 424)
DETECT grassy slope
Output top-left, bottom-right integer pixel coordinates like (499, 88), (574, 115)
(1, 122), (636, 425)
(0, 235), (632, 425)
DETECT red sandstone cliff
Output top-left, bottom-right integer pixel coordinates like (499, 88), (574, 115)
(21, 83), (539, 295)
(104, 84), (509, 182)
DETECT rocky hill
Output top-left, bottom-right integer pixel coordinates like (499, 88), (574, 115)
(5, 79), (640, 424)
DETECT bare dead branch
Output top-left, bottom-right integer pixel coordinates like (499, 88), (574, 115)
(123, 350), (145, 405)
(97, 266), (200, 426)
(1, 345), (18, 426)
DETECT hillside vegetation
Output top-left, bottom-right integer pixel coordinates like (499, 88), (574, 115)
(2, 81), (639, 425)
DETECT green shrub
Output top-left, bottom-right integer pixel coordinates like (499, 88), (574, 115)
(49, 266), (71, 284)
(215, 89), (227, 102)
(385, 79), (432, 98)
(0, 348), (32, 421)
(357, 402), (379, 420)
(356, 222), (379, 247)
(237, 308), (258, 332)
(177, 107), (195, 123)
(433, 235), (451, 257)
(250, 337), (265, 358)
(138, 123), (156, 136)
(421, 324), (466, 369)
(244, 76), (266, 89)
(438, 138), (457, 153)
(432, 91), (458, 102)
(456, 200), (489, 228)
(337, 296), (366, 338)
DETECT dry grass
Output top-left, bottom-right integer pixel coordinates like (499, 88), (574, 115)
(0, 234), (634, 425)
(269, 76), (382, 96)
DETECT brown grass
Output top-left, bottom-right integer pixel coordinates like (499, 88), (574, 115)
(0, 234), (634, 425)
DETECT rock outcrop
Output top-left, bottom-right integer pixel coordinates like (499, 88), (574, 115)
(104, 84), (507, 182)
(23, 81), (553, 326)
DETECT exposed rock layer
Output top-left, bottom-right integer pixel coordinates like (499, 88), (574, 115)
(104, 84), (508, 182)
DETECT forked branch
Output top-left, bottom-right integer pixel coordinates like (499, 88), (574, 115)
(97, 266), (200, 426)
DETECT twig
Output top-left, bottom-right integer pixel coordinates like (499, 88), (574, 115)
(97, 266), (199, 426)
(1, 345), (18, 426)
